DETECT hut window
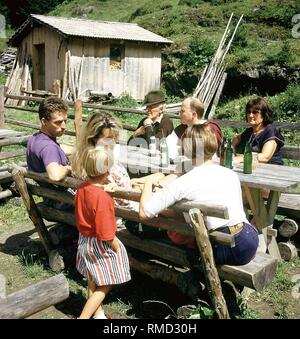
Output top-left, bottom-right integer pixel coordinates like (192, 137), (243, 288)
(110, 45), (124, 70)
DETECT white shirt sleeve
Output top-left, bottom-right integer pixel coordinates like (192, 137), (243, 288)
(166, 130), (180, 160)
(144, 176), (186, 218)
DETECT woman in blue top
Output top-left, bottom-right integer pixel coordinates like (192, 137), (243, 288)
(232, 97), (284, 165)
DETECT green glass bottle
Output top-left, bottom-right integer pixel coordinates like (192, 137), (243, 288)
(243, 141), (253, 174)
(224, 138), (233, 169)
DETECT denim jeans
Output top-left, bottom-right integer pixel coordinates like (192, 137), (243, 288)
(212, 223), (259, 266)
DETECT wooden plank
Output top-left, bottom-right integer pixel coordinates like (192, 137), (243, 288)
(4, 118), (76, 137)
(36, 199), (234, 247)
(0, 149), (26, 161)
(277, 193), (300, 219)
(281, 146), (300, 160)
(0, 274), (69, 319)
(0, 135), (30, 147)
(118, 229), (277, 291)
(218, 252), (277, 291)
(0, 129), (24, 139)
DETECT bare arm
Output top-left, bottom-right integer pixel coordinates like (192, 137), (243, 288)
(232, 133), (241, 154)
(131, 172), (166, 191)
(46, 162), (72, 181)
(259, 140), (277, 163)
(139, 172), (165, 220)
(60, 144), (75, 156)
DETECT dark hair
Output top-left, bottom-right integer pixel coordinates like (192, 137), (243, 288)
(38, 97), (69, 120)
(245, 97), (273, 126)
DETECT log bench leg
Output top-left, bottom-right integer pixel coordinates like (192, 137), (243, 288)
(188, 208), (230, 319)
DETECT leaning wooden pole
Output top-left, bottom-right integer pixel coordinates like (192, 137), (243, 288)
(0, 274), (69, 319)
(0, 85), (6, 129)
(12, 168), (54, 255)
(74, 99), (83, 140)
(188, 208), (230, 319)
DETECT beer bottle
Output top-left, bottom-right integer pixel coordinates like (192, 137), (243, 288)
(243, 141), (253, 174)
(149, 130), (156, 156)
(224, 138), (233, 169)
(160, 138), (169, 167)
(219, 137), (227, 166)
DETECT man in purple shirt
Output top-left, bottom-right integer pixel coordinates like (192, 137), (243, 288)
(27, 97), (72, 181)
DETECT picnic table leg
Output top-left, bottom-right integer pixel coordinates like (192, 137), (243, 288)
(243, 186), (281, 260)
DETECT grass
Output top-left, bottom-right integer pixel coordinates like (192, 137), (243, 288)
(252, 257), (300, 319)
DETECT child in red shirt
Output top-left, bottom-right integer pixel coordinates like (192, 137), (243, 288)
(75, 146), (131, 319)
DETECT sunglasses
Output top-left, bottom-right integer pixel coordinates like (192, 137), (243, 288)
(247, 110), (261, 115)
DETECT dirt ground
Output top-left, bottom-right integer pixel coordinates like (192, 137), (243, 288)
(0, 198), (299, 319)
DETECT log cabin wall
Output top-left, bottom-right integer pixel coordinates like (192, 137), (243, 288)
(20, 26), (66, 91)
(69, 38), (161, 100)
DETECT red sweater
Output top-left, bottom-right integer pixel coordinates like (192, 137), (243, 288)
(75, 182), (116, 241)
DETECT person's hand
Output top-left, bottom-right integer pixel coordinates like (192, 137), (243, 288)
(143, 118), (153, 128)
(102, 182), (117, 193)
(233, 155), (244, 164)
(133, 126), (145, 138)
(110, 237), (120, 253)
(131, 178), (145, 191)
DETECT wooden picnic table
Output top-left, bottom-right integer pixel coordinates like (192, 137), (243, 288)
(233, 163), (300, 259)
(118, 145), (300, 260)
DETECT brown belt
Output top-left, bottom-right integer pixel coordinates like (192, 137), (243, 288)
(213, 223), (244, 235)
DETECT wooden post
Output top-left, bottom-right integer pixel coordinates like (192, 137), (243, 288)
(74, 99), (83, 140)
(12, 169), (54, 255)
(0, 274), (6, 299)
(188, 208), (230, 319)
(0, 273), (69, 319)
(0, 85), (6, 128)
(53, 79), (62, 98)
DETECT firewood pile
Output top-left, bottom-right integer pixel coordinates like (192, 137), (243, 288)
(0, 48), (17, 75)
(5, 46), (32, 106)
(166, 13), (243, 119)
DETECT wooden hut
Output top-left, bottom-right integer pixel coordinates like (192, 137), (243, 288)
(6, 14), (172, 104)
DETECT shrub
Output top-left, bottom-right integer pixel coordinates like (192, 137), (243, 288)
(264, 41), (295, 67)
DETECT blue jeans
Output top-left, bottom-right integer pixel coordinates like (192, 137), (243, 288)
(213, 223), (259, 266)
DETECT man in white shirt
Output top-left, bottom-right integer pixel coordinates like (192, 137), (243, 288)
(166, 97), (222, 160)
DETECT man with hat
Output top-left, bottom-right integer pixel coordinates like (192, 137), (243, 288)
(129, 90), (174, 146)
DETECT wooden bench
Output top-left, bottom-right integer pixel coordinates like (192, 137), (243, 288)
(278, 145), (300, 221)
(12, 168), (278, 319)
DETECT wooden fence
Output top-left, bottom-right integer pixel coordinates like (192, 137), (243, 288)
(1, 85), (299, 160)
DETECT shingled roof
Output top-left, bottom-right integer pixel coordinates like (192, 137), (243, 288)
(9, 14), (173, 46)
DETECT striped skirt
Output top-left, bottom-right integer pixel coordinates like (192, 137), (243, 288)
(76, 234), (131, 287)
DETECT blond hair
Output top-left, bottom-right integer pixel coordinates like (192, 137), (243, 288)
(182, 124), (217, 162)
(71, 112), (122, 178)
(81, 146), (114, 180)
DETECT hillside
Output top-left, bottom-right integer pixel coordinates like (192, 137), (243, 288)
(48, 0), (300, 98)
(0, 0), (299, 128)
